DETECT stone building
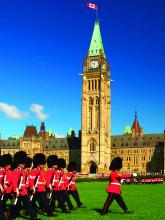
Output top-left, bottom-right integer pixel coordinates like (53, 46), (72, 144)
(0, 20), (164, 175)
(111, 114), (164, 175)
(81, 20), (111, 174)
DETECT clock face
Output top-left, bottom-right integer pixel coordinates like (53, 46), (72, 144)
(91, 60), (99, 68)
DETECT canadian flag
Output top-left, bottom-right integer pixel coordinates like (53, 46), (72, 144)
(86, 2), (98, 11)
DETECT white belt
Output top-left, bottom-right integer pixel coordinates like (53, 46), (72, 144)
(110, 183), (121, 186)
(37, 182), (45, 185)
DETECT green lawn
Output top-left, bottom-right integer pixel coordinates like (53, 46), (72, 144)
(18, 182), (165, 220)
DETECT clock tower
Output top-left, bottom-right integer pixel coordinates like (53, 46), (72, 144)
(81, 20), (111, 174)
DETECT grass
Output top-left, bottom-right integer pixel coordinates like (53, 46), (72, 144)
(18, 182), (165, 220)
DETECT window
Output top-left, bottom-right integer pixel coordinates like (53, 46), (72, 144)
(92, 80), (94, 90)
(89, 97), (93, 105)
(142, 156), (145, 161)
(88, 107), (92, 129)
(95, 80), (97, 90)
(90, 142), (96, 152)
(134, 156), (138, 165)
(96, 96), (99, 105)
(88, 80), (90, 90)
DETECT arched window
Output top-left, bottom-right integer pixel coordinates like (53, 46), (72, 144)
(90, 141), (96, 152)
(88, 107), (92, 129)
(96, 96), (99, 105)
(95, 96), (99, 129)
(95, 79), (97, 90)
(98, 79), (100, 90)
(88, 80), (90, 91)
(89, 97), (93, 105)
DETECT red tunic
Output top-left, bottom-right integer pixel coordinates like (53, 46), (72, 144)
(29, 168), (46, 192)
(45, 168), (61, 191)
(12, 168), (28, 196)
(3, 169), (13, 194)
(58, 169), (66, 191)
(0, 168), (5, 192)
(24, 168), (31, 189)
(65, 172), (76, 191)
(106, 170), (131, 194)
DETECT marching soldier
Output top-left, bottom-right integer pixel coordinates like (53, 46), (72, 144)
(29, 153), (54, 217)
(0, 156), (6, 220)
(0, 154), (13, 212)
(100, 157), (134, 216)
(58, 158), (73, 211)
(66, 161), (84, 208)
(25, 157), (33, 190)
(8, 151), (38, 220)
(45, 154), (59, 210)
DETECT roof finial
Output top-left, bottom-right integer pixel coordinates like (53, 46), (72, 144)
(135, 110), (137, 119)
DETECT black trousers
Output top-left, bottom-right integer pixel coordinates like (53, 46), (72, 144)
(1, 193), (12, 211)
(32, 191), (53, 214)
(55, 191), (67, 212)
(8, 195), (36, 219)
(68, 190), (83, 207)
(60, 190), (73, 210)
(101, 192), (128, 214)
(0, 202), (6, 220)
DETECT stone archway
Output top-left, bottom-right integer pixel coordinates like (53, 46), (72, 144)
(89, 162), (98, 174)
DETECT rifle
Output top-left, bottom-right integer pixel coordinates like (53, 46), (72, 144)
(48, 171), (57, 201)
(0, 174), (6, 201)
(13, 174), (23, 205)
(67, 172), (76, 190)
(30, 173), (40, 202)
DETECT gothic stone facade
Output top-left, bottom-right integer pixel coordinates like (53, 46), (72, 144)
(0, 123), (165, 175)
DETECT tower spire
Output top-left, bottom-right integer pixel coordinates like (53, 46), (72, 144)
(88, 20), (105, 57)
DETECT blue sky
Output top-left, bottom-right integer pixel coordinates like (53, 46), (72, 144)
(0, 0), (165, 139)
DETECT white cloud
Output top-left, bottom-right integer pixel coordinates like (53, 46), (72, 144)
(0, 102), (28, 119)
(55, 133), (66, 138)
(30, 104), (48, 120)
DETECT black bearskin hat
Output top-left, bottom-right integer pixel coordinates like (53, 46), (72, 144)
(109, 157), (122, 171)
(47, 155), (58, 168)
(58, 158), (66, 169)
(25, 157), (32, 168)
(1, 154), (13, 167)
(33, 153), (46, 167)
(67, 161), (77, 172)
(13, 151), (27, 165)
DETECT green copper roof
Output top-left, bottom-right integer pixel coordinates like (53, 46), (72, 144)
(88, 21), (105, 56)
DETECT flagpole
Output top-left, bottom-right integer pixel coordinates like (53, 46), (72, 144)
(96, 5), (99, 21)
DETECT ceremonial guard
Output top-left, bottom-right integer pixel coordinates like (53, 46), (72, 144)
(58, 158), (73, 211)
(45, 154), (59, 210)
(66, 161), (84, 208)
(8, 151), (38, 220)
(29, 153), (54, 216)
(0, 156), (6, 220)
(0, 154), (13, 213)
(25, 157), (33, 190)
(100, 157), (134, 216)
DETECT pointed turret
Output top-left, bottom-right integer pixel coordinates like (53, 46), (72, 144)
(88, 21), (105, 57)
(131, 112), (143, 138)
(39, 121), (46, 138)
